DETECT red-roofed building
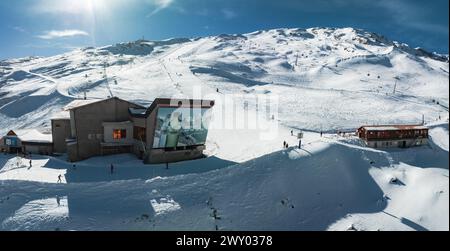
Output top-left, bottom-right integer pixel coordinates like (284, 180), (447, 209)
(357, 124), (429, 148)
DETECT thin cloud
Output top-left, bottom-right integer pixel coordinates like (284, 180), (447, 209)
(222, 9), (237, 19)
(30, 0), (93, 15)
(10, 26), (28, 34)
(37, 30), (89, 40)
(146, 0), (174, 17)
(196, 9), (210, 16)
(19, 42), (85, 50)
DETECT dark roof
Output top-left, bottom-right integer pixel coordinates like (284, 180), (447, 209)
(358, 124), (428, 131)
(128, 108), (148, 117)
(129, 98), (215, 118)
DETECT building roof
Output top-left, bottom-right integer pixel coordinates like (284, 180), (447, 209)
(129, 98), (215, 118)
(102, 121), (133, 126)
(5, 129), (52, 143)
(63, 99), (104, 110)
(128, 108), (148, 117)
(63, 97), (146, 111)
(51, 110), (70, 120)
(360, 125), (428, 131)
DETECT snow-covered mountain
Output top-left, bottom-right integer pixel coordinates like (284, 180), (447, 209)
(0, 27), (448, 231)
(0, 27), (448, 133)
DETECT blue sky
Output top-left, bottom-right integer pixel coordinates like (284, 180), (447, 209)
(0, 0), (448, 59)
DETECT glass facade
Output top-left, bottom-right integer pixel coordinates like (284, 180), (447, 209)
(4, 137), (18, 146)
(152, 107), (212, 149)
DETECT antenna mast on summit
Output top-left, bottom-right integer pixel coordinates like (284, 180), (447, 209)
(83, 73), (88, 100)
(103, 62), (114, 98)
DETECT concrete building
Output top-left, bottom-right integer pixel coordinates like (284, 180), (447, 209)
(129, 98), (215, 164)
(63, 97), (145, 162)
(55, 97), (215, 163)
(357, 124), (429, 148)
(51, 112), (71, 154)
(0, 129), (53, 155)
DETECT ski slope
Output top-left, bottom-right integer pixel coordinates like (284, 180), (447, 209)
(0, 122), (447, 230)
(0, 27), (448, 230)
(1, 27), (448, 133)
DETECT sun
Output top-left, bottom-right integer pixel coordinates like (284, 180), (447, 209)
(56, 0), (110, 15)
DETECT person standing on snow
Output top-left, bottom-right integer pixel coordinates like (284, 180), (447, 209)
(57, 174), (62, 183)
(110, 164), (114, 174)
(29, 159), (32, 168)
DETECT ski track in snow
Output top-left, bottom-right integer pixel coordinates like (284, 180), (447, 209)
(0, 27), (448, 231)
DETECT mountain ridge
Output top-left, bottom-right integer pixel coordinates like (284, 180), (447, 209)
(0, 26), (448, 134)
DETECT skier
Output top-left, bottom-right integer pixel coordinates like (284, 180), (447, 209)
(286, 143), (289, 148)
(216, 88), (219, 93)
(56, 195), (61, 207)
(283, 141), (286, 148)
(166, 162), (169, 170)
(110, 164), (114, 174)
(320, 131), (323, 137)
(298, 140), (302, 149)
(57, 174), (62, 183)
(29, 159), (32, 168)
(291, 130), (293, 136)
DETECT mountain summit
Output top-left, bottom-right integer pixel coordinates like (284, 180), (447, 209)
(0, 27), (448, 132)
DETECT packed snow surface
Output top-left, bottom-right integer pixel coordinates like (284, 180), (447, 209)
(0, 27), (448, 230)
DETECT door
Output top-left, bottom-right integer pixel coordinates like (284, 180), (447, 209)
(9, 147), (22, 154)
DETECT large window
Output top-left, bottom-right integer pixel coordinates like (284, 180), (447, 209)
(113, 129), (127, 139)
(133, 126), (146, 142)
(152, 107), (212, 149)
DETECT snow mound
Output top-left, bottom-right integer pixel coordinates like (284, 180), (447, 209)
(429, 123), (449, 151)
(0, 124), (446, 230)
(2, 197), (69, 231)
